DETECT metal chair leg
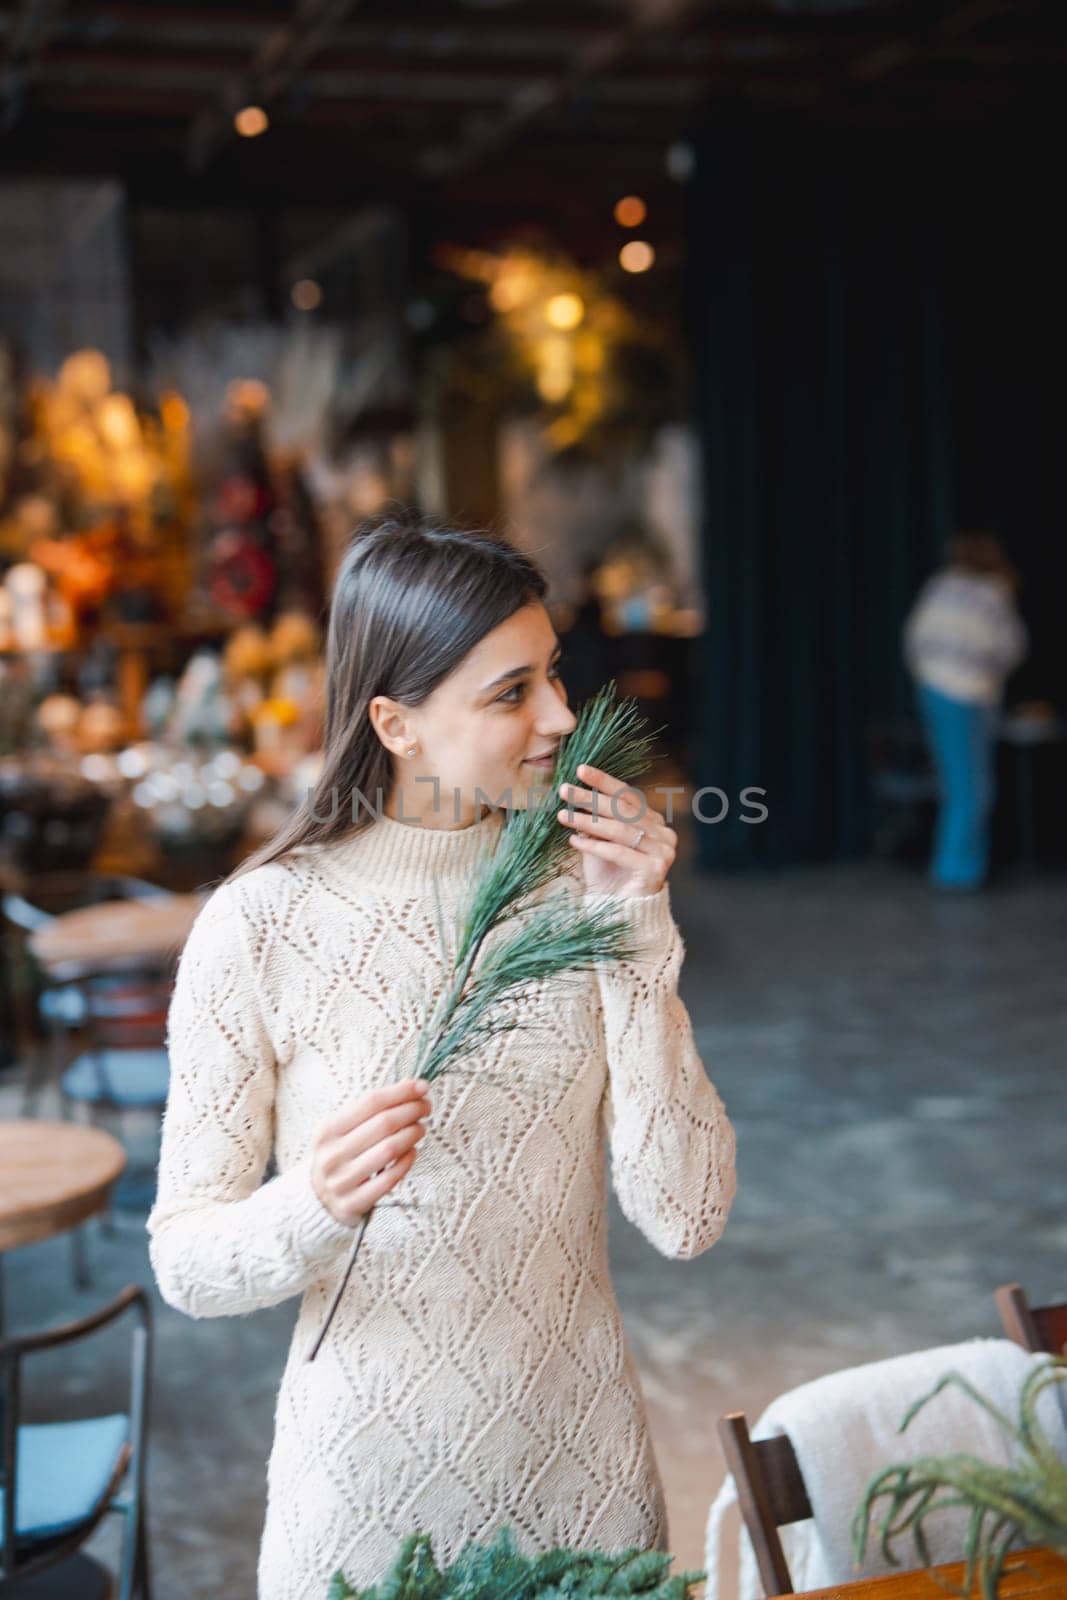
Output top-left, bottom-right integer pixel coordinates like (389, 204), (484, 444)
(134, 1500), (152, 1600)
(113, 1498), (153, 1598)
(18, 1040), (46, 1116)
(23, 1016), (71, 1117)
(70, 1224), (92, 1289)
(85, 1099), (120, 1236)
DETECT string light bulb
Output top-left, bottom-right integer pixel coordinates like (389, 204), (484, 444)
(619, 240), (655, 274)
(234, 104), (269, 138)
(291, 279), (322, 311)
(545, 292), (585, 331)
(614, 195), (647, 228)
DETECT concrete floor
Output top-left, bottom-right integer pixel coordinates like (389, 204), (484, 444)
(3, 847), (1066, 1598)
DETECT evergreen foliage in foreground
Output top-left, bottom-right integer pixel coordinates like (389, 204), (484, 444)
(327, 1523), (706, 1600)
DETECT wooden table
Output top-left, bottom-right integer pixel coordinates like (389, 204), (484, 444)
(28, 892), (204, 973)
(771, 1545), (1067, 1597)
(0, 1119), (127, 1251)
(0, 1119), (127, 1332)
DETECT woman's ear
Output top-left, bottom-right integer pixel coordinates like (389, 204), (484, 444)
(367, 694), (416, 759)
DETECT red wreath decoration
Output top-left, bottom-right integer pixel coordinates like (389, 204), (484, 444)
(205, 528), (278, 619)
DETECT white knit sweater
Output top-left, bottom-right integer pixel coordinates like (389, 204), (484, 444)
(146, 805), (736, 1600)
(903, 569), (1028, 705)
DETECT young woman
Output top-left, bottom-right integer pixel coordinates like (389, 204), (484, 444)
(147, 512), (737, 1600)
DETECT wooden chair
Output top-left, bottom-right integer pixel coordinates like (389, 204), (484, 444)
(54, 953), (174, 1226)
(0, 1284), (152, 1599)
(717, 1411), (813, 1597)
(995, 1282), (1067, 1356)
(2, 872), (171, 1116)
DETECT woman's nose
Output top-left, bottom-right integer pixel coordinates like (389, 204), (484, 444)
(540, 695), (577, 738)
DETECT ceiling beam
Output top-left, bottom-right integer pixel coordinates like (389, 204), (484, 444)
(852, 0), (1021, 82)
(6, 4), (1007, 60)
(32, 52), (726, 102)
(421, 0), (713, 184)
(282, 205), (397, 283)
(31, 36), (1060, 96)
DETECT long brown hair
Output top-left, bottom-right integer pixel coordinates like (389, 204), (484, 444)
(946, 532), (1020, 590)
(229, 509), (548, 880)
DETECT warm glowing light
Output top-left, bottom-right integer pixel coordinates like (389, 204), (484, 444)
(535, 334), (574, 403)
(489, 261), (540, 312)
(614, 195), (646, 228)
(544, 292), (585, 331)
(159, 390), (189, 433)
(291, 278), (322, 311)
(619, 240), (655, 274)
(234, 104), (269, 138)
(225, 379), (270, 418)
(489, 278), (520, 312)
(57, 349), (111, 405)
(97, 393), (140, 452)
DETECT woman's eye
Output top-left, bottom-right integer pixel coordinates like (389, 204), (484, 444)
(496, 663), (562, 704)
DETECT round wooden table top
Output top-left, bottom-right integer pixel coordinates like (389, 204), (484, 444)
(28, 892), (205, 973)
(0, 1120), (128, 1251)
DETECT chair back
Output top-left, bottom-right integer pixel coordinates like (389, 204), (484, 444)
(0, 1286), (150, 1588)
(79, 962), (173, 1051)
(3, 872), (168, 922)
(717, 1411), (812, 1597)
(996, 1282), (1067, 1356)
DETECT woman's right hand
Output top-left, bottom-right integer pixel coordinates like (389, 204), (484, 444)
(311, 1077), (432, 1226)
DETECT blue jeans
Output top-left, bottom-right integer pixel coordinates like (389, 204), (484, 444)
(917, 682), (998, 888)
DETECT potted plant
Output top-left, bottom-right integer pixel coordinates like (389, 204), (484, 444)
(854, 1355), (1067, 1599)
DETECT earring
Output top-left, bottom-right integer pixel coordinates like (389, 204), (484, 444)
(407, 746), (418, 757)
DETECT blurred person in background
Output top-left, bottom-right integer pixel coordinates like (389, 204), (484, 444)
(559, 554), (613, 706)
(903, 533), (1028, 890)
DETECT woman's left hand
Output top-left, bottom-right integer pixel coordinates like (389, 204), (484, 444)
(557, 763), (676, 898)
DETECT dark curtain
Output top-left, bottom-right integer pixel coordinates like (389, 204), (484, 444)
(687, 117), (1065, 868)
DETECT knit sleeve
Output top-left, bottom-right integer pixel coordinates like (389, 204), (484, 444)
(146, 879), (354, 1319)
(589, 882), (736, 1260)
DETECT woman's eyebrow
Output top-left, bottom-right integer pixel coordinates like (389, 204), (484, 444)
(481, 639), (563, 695)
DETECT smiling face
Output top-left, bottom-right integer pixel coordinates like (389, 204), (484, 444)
(369, 601), (578, 826)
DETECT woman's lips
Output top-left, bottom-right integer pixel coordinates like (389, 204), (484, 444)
(523, 755), (556, 769)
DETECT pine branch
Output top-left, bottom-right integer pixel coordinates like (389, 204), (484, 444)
(328, 1522), (706, 1599)
(419, 895), (640, 1081)
(456, 681), (663, 969)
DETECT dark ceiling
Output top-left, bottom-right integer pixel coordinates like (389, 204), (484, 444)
(1, 0), (1064, 218)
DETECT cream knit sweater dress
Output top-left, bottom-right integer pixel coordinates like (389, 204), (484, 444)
(146, 805), (736, 1599)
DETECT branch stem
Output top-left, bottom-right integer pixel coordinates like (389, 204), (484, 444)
(305, 1207), (373, 1362)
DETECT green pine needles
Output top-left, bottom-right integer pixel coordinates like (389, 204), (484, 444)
(853, 1356), (1067, 1599)
(326, 1522), (705, 1600)
(305, 683), (662, 1361)
(447, 681), (661, 976)
(415, 681), (663, 1081)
